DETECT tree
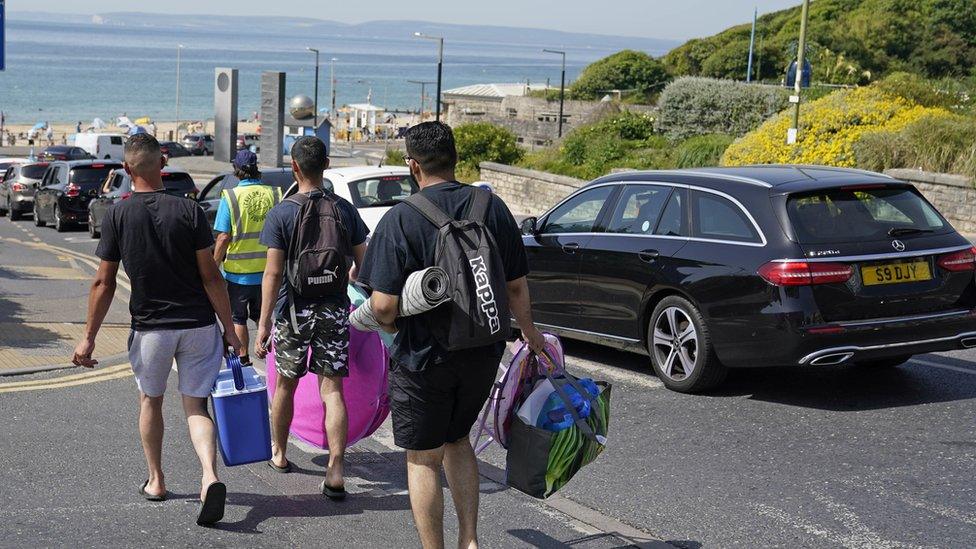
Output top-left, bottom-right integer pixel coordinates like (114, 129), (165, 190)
(569, 50), (670, 102)
(453, 123), (522, 178)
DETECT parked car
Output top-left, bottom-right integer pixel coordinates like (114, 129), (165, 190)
(236, 133), (260, 152)
(282, 166), (419, 232)
(182, 133), (214, 156)
(87, 168), (197, 238)
(74, 133), (126, 160)
(159, 141), (191, 158)
(0, 157), (26, 172)
(0, 161), (49, 220)
(518, 165), (976, 393)
(197, 167), (295, 227)
(39, 146), (92, 161)
(33, 160), (122, 232)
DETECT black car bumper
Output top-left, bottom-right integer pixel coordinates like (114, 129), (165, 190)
(10, 198), (33, 212)
(714, 309), (976, 367)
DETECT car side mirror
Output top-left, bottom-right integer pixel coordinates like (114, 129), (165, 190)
(520, 216), (538, 236)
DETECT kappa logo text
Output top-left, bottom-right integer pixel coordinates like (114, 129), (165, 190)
(469, 255), (501, 334)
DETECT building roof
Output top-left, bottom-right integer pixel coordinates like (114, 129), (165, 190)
(442, 83), (550, 99)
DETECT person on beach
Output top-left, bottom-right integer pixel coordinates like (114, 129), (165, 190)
(72, 133), (242, 527)
(213, 150), (280, 366)
(254, 136), (368, 498)
(357, 121), (546, 549)
(45, 125), (54, 146)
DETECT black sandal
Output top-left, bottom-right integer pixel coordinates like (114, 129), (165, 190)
(267, 459), (292, 473)
(196, 482), (226, 526)
(320, 479), (346, 500)
(139, 480), (166, 502)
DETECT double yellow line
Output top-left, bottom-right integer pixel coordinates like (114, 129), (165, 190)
(0, 363), (133, 393)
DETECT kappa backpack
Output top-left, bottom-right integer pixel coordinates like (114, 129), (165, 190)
(405, 187), (511, 351)
(284, 191), (350, 331)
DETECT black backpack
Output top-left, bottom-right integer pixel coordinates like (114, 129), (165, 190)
(284, 191), (350, 331)
(405, 188), (511, 351)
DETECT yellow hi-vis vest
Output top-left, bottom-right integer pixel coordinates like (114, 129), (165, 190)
(222, 184), (282, 275)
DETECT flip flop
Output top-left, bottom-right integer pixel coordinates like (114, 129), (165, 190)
(196, 481), (226, 527)
(320, 479), (347, 501)
(139, 480), (166, 502)
(267, 459), (292, 473)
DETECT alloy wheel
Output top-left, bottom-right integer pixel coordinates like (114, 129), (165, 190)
(652, 306), (699, 381)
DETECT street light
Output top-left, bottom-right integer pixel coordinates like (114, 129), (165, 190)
(543, 49), (566, 138)
(788, 0), (811, 144)
(408, 80), (436, 120)
(175, 44), (184, 139)
(330, 57), (338, 124)
(306, 47), (320, 127)
(414, 32), (444, 122)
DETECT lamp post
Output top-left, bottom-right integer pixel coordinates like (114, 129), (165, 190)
(543, 49), (566, 138)
(175, 44), (184, 140)
(788, 0), (811, 144)
(306, 47), (320, 127)
(414, 32), (444, 122)
(408, 80), (436, 120)
(330, 57), (338, 124)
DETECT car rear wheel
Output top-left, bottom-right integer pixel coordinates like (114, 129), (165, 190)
(88, 213), (100, 239)
(10, 208), (22, 221)
(648, 296), (727, 393)
(854, 355), (912, 368)
(33, 204), (46, 227)
(54, 205), (67, 232)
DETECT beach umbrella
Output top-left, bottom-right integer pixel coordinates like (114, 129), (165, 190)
(32, 122), (47, 130)
(127, 125), (147, 136)
(92, 118), (106, 129)
(134, 117), (152, 125)
(117, 116), (133, 128)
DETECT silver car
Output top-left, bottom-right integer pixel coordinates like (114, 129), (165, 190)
(0, 161), (49, 221)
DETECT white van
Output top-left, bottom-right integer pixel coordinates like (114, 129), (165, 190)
(74, 133), (126, 160)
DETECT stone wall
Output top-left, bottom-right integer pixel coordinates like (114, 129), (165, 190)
(886, 169), (976, 234)
(478, 162), (584, 216)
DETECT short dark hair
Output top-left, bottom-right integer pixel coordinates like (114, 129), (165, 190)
(291, 136), (329, 178)
(405, 122), (457, 174)
(124, 133), (161, 172)
(234, 164), (261, 181)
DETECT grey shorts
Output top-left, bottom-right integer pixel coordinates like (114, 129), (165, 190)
(128, 323), (223, 398)
(273, 301), (349, 379)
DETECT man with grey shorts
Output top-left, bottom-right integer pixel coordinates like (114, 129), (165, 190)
(72, 133), (243, 527)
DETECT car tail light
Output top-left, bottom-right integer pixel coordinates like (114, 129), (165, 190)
(11, 183), (25, 192)
(938, 247), (976, 272)
(65, 183), (81, 197)
(120, 192), (133, 200)
(759, 261), (853, 286)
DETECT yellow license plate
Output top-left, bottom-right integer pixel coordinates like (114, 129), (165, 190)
(861, 261), (932, 286)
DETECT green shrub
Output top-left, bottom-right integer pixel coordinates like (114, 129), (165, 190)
(674, 134), (734, 168)
(657, 77), (790, 140)
(570, 50), (670, 102)
(854, 112), (976, 178)
(453, 122), (522, 177)
(383, 148), (405, 166)
(875, 72), (976, 113)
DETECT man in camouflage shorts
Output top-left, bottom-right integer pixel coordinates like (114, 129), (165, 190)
(254, 137), (369, 499)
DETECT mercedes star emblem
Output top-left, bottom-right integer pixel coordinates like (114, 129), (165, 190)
(892, 240), (906, 252)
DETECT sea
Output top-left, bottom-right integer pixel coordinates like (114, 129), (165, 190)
(0, 18), (650, 124)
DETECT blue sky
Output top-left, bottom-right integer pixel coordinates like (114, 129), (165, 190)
(16, 1), (802, 40)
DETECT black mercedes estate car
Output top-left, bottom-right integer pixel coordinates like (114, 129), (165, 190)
(519, 165), (976, 392)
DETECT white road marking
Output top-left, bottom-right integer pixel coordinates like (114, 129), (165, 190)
(848, 478), (976, 528)
(910, 357), (976, 376)
(754, 500), (929, 549)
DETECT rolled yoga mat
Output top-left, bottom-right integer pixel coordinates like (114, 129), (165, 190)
(350, 266), (451, 333)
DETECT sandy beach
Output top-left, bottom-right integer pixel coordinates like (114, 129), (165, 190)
(1, 120), (262, 145)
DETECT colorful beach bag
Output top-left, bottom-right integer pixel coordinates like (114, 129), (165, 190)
(505, 365), (611, 499)
(266, 284), (390, 449)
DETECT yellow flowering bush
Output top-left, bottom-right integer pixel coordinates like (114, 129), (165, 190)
(721, 87), (950, 167)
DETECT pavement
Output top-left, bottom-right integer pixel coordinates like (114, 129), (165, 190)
(3, 204), (976, 547)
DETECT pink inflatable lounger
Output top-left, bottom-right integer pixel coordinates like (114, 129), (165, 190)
(266, 285), (390, 449)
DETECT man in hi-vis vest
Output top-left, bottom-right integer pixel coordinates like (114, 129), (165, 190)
(213, 150), (282, 365)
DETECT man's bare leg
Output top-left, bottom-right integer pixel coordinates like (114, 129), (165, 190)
(139, 393), (166, 497)
(271, 375), (299, 468)
(233, 323), (249, 360)
(443, 437), (481, 549)
(181, 395), (219, 501)
(407, 447), (447, 549)
(319, 376), (347, 488)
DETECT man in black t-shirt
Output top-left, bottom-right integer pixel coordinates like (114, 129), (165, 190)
(358, 122), (545, 549)
(72, 134), (242, 527)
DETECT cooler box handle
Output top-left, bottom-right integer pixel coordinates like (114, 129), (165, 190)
(226, 354), (245, 391)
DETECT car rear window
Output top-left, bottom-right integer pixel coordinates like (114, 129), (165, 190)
(162, 173), (195, 191)
(787, 186), (948, 244)
(261, 171), (295, 190)
(69, 165), (120, 189)
(21, 165), (48, 179)
(348, 175), (418, 208)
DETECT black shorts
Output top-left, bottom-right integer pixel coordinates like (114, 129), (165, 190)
(389, 349), (502, 451)
(227, 281), (261, 326)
